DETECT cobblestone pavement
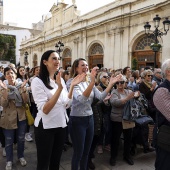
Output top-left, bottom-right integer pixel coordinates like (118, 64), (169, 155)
(0, 131), (156, 170)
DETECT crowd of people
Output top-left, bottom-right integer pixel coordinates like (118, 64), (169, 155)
(0, 51), (169, 170)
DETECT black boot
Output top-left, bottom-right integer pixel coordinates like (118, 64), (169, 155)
(123, 156), (134, 165)
(88, 159), (95, 170)
(110, 157), (116, 166)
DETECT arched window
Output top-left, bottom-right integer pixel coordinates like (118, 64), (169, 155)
(63, 48), (71, 58)
(135, 36), (157, 50)
(89, 43), (103, 55)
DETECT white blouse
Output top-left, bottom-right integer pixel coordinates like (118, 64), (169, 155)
(31, 77), (71, 129)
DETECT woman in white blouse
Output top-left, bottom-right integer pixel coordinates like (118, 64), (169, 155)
(31, 50), (85, 170)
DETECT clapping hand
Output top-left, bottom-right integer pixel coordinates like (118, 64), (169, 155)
(90, 66), (99, 83)
(109, 74), (122, 86)
(54, 72), (62, 87)
(0, 80), (7, 90)
(71, 73), (86, 86)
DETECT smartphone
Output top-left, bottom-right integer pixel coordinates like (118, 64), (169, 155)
(54, 70), (59, 79)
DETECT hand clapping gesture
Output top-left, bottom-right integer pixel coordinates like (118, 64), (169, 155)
(90, 66), (99, 83)
(71, 73), (86, 86)
(0, 80), (8, 99)
(109, 74), (122, 86)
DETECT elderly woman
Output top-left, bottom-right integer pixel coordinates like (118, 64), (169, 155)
(138, 69), (156, 153)
(153, 59), (170, 170)
(139, 69), (157, 120)
(96, 71), (112, 154)
(109, 76), (135, 166)
(0, 67), (29, 170)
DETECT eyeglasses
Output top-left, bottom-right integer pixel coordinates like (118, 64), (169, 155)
(103, 76), (109, 79)
(147, 75), (153, 77)
(116, 81), (125, 85)
(156, 72), (162, 74)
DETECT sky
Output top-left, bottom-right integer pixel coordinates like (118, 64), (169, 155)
(3, 0), (115, 28)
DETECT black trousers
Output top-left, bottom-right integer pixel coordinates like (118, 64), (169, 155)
(110, 121), (132, 159)
(34, 120), (66, 170)
(155, 147), (170, 170)
(0, 127), (5, 147)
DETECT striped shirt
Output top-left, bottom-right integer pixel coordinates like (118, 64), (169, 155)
(153, 87), (170, 121)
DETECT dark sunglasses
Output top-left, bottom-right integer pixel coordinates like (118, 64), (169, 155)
(116, 81), (125, 85)
(103, 76), (109, 79)
(147, 75), (153, 77)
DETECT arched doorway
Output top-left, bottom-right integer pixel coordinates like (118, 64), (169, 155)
(132, 36), (161, 70)
(33, 54), (38, 67)
(62, 48), (71, 70)
(88, 43), (103, 69)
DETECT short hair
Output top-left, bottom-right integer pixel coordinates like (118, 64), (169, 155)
(142, 69), (153, 78)
(4, 67), (17, 76)
(161, 59), (170, 77)
(122, 66), (130, 75)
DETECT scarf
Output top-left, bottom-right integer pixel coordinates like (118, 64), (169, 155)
(5, 81), (23, 107)
(143, 80), (152, 89)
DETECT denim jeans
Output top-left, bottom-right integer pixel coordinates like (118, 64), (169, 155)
(69, 115), (94, 170)
(3, 120), (26, 162)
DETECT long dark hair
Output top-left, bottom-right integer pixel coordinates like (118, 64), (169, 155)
(39, 50), (56, 89)
(70, 58), (86, 78)
(17, 66), (28, 81)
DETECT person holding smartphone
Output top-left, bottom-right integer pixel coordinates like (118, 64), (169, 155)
(31, 50), (85, 170)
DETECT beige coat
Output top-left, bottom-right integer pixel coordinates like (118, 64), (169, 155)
(0, 99), (26, 130)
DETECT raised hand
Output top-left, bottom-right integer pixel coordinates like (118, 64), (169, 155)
(90, 66), (99, 83)
(0, 80), (7, 89)
(55, 72), (62, 88)
(103, 93), (112, 102)
(109, 74), (122, 85)
(71, 73), (86, 86)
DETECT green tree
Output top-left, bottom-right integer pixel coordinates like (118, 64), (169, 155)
(132, 58), (138, 70)
(0, 34), (16, 64)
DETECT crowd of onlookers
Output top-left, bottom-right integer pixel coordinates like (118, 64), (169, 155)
(0, 52), (169, 170)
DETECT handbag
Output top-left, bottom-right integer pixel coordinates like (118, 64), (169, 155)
(123, 98), (142, 122)
(25, 104), (34, 126)
(157, 125), (170, 152)
(122, 120), (135, 129)
(135, 115), (154, 126)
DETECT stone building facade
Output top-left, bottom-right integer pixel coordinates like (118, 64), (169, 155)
(0, 0), (3, 24)
(20, 0), (170, 70)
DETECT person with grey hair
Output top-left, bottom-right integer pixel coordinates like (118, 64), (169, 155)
(152, 68), (164, 86)
(138, 69), (156, 153)
(153, 59), (170, 170)
(109, 75), (137, 166)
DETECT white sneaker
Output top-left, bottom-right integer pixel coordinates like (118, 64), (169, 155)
(6, 161), (12, 170)
(19, 157), (27, 166)
(3, 148), (6, 157)
(25, 133), (33, 142)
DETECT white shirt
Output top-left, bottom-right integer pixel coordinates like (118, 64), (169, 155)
(31, 77), (71, 129)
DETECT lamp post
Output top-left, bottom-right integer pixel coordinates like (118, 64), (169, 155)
(24, 51), (29, 66)
(144, 14), (170, 68)
(55, 41), (64, 58)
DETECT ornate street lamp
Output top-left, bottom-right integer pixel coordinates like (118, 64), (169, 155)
(24, 51), (29, 65)
(55, 41), (64, 58)
(144, 14), (170, 68)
